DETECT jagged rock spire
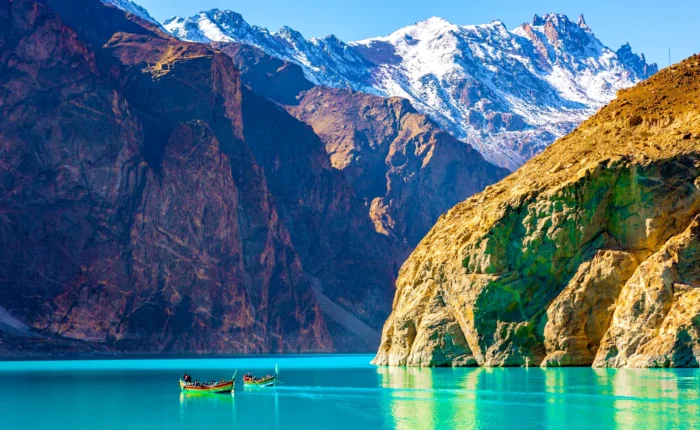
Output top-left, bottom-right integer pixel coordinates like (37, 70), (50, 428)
(577, 14), (588, 28)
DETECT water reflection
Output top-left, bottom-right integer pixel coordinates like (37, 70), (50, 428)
(376, 366), (700, 430)
(609, 369), (698, 429)
(377, 367), (436, 429)
(377, 366), (483, 429)
(178, 391), (235, 426)
(3, 358), (699, 430)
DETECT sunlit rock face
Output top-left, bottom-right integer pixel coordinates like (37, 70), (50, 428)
(374, 55), (700, 368)
(594, 216), (700, 368)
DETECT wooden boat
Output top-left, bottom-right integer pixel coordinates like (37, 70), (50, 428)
(243, 364), (278, 388)
(243, 375), (277, 387)
(180, 371), (236, 394)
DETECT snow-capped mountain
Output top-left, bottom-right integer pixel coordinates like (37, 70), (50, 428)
(102, 0), (161, 27)
(162, 9), (656, 169)
(351, 14), (658, 168)
(163, 10), (378, 94)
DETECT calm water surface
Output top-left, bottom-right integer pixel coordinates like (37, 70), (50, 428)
(1, 355), (698, 429)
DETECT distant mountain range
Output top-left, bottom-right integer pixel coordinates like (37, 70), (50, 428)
(161, 8), (657, 169)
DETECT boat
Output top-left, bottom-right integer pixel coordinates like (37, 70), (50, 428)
(179, 371), (236, 394)
(243, 364), (278, 387)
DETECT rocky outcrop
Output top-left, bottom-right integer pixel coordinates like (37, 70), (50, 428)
(0, 0), (335, 353)
(374, 55), (700, 367)
(288, 87), (509, 246)
(542, 251), (638, 366)
(594, 216), (700, 367)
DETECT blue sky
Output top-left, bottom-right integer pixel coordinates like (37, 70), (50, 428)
(137, 0), (699, 67)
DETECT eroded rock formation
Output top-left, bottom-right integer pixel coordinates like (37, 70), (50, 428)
(0, 0), (334, 353)
(374, 55), (700, 368)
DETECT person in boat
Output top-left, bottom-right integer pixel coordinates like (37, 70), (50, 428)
(183, 373), (192, 384)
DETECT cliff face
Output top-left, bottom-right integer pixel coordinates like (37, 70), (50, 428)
(0, 0), (332, 353)
(215, 42), (508, 348)
(374, 55), (700, 367)
(240, 87), (402, 349)
(288, 87), (509, 247)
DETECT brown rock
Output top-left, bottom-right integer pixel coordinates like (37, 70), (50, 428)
(222, 42), (508, 248)
(594, 215), (700, 368)
(288, 87), (509, 247)
(0, 0), (332, 353)
(374, 53), (700, 367)
(542, 250), (637, 367)
(218, 42), (508, 350)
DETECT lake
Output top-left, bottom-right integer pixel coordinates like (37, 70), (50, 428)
(0, 354), (698, 429)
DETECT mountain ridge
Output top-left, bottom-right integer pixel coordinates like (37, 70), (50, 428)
(160, 9), (657, 169)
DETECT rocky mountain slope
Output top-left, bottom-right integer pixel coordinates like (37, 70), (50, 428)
(373, 55), (700, 368)
(288, 87), (508, 246)
(163, 10), (657, 170)
(0, 0), (404, 354)
(217, 42), (508, 248)
(102, 0), (161, 27)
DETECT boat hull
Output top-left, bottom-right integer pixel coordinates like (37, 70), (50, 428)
(243, 376), (276, 387)
(179, 380), (234, 394)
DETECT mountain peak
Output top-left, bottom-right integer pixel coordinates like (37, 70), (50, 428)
(423, 16), (452, 25)
(159, 9), (658, 169)
(415, 16), (454, 30)
(577, 13), (588, 29)
(277, 25), (305, 40)
(206, 9), (246, 25)
(101, 0), (161, 27)
(532, 13), (575, 27)
(616, 43), (659, 79)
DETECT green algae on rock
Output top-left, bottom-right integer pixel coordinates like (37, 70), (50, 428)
(373, 54), (700, 368)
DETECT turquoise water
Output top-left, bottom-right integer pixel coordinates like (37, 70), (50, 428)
(1, 355), (698, 429)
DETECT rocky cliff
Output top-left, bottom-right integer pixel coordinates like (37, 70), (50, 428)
(373, 55), (700, 367)
(0, 0), (510, 356)
(287, 87), (508, 246)
(0, 0), (368, 354)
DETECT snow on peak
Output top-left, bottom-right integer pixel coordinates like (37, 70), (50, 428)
(161, 9), (378, 93)
(417, 16), (454, 29)
(157, 9), (657, 170)
(101, 0), (161, 27)
(577, 14), (589, 29)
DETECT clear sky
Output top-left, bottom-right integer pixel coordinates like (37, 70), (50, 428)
(137, 0), (699, 67)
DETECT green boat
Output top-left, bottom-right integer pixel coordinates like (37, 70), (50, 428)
(243, 364), (278, 387)
(179, 371), (236, 394)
